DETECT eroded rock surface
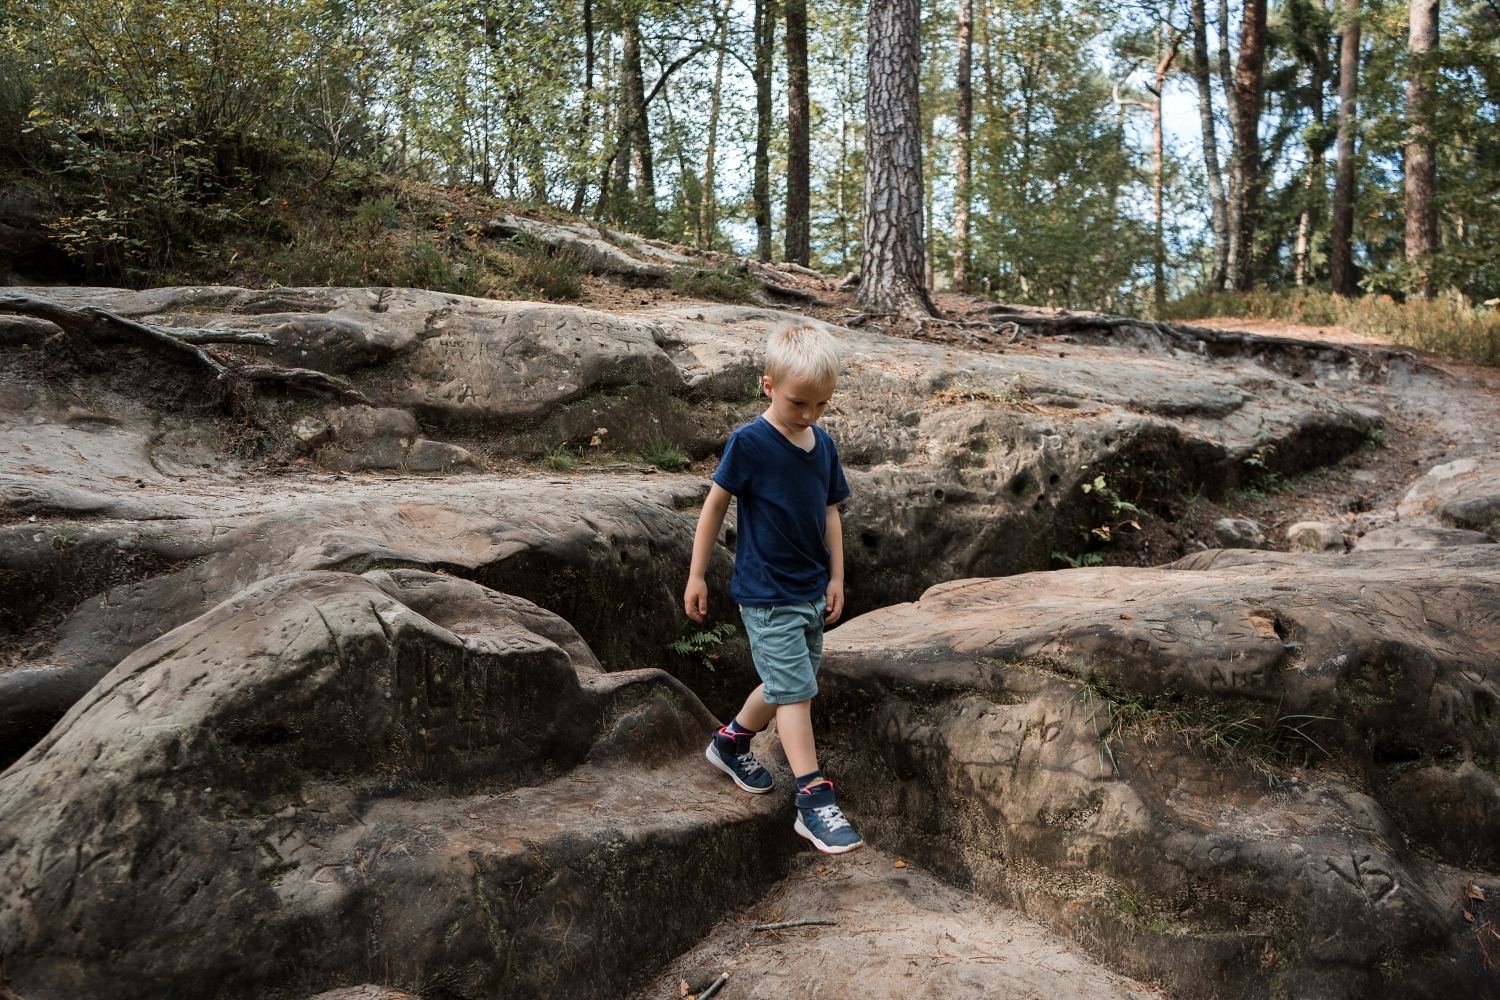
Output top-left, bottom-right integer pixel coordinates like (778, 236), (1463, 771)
(0, 570), (789, 1000)
(816, 548), (1500, 998)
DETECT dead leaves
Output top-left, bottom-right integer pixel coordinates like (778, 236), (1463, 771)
(1456, 881), (1499, 968)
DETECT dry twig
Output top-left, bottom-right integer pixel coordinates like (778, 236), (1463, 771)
(752, 918), (839, 931)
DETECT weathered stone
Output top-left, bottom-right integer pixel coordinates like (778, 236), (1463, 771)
(1398, 457), (1500, 540)
(815, 547), (1500, 998)
(403, 437), (479, 472)
(1352, 524), (1495, 550)
(1212, 516), (1267, 549)
(1286, 519), (1346, 551)
(0, 570), (790, 1000)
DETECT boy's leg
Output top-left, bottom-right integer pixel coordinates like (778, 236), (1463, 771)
(773, 699), (819, 779)
(785, 700), (860, 854)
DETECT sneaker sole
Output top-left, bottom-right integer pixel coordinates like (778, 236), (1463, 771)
(794, 815), (863, 854)
(705, 743), (774, 794)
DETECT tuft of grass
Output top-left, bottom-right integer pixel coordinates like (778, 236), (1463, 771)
(509, 234), (588, 301)
(668, 262), (763, 304)
(1162, 289), (1500, 367)
(540, 443), (576, 470)
(641, 435), (689, 472)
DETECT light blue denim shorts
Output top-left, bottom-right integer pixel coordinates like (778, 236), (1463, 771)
(740, 597), (826, 705)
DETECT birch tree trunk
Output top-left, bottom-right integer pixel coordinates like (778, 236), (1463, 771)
(858, 0), (933, 317)
(1405, 0), (1439, 299)
(698, 0), (731, 250)
(753, 0), (777, 261)
(1218, 0), (1243, 285)
(1231, 0), (1268, 291)
(1192, 0), (1230, 290)
(1294, 28), (1328, 288)
(953, 0), (973, 292)
(785, 0), (810, 265)
(622, 16), (655, 234)
(1329, 0), (1361, 296)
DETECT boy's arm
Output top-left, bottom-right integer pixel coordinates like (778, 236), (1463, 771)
(824, 504), (845, 624)
(684, 483), (734, 622)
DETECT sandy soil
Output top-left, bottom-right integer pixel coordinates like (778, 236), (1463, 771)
(631, 848), (1165, 1000)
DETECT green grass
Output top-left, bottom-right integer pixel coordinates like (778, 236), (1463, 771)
(641, 435), (689, 472)
(540, 443), (576, 470)
(1162, 289), (1500, 367)
(668, 262), (763, 304)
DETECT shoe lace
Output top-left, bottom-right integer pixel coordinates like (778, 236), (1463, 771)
(738, 749), (766, 773)
(813, 804), (850, 832)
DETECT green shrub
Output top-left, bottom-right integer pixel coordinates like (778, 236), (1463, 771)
(510, 234), (588, 301)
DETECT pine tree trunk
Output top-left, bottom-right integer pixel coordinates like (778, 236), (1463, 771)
(753, 0), (777, 262)
(952, 0), (973, 292)
(622, 17), (655, 234)
(1405, 0), (1439, 299)
(1218, 0), (1242, 285)
(1151, 21), (1181, 312)
(857, 0), (933, 317)
(1329, 0), (1361, 296)
(1191, 0), (1230, 291)
(1231, 0), (1268, 292)
(699, 0), (731, 250)
(785, 0), (810, 265)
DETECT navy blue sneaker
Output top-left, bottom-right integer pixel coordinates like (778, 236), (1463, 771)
(794, 780), (863, 854)
(706, 726), (774, 794)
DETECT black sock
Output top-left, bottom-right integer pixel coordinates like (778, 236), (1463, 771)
(795, 770), (825, 790)
(727, 718), (757, 736)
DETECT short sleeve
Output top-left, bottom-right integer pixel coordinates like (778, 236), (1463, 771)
(712, 429), (751, 496)
(826, 443), (850, 506)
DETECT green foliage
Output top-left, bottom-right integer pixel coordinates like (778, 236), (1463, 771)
(668, 262), (763, 304)
(640, 436), (689, 472)
(509, 235), (587, 301)
(540, 442), (576, 471)
(667, 622), (738, 672)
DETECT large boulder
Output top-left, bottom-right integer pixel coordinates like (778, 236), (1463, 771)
(814, 546), (1500, 999)
(0, 570), (791, 1000)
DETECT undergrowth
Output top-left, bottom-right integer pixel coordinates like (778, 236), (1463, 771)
(1163, 289), (1500, 367)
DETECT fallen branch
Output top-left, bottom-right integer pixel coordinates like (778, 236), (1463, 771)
(752, 918), (839, 931)
(759, 279), (831, 307)
(166, 329), (276, 346)
(698, 972), (730, 999)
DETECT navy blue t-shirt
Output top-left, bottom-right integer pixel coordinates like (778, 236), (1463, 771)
(713, 416), (851, 606)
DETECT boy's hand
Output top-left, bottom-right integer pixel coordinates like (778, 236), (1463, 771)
(824, 579), (844, 624)
(684, 576), (710, 622)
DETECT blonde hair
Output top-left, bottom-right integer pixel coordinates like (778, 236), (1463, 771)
(764, 323), (841, 389)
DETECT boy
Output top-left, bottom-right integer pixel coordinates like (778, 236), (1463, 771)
(683, 323), (862, 854)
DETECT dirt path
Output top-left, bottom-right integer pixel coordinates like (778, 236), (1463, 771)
(632, 848), (1164, 1000)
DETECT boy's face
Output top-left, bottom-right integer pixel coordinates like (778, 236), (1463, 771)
(762, 373), (834, 435)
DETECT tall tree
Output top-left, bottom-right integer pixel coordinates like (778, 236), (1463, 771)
(571, 0), (595, 214)
(786, 0), (811, 264)
(699, 0), (732, 249)
(1231, 0), (1268, 290)
(1289, 0), (1332, 287)
(952, 0), (974, 291)
(1218, 0), (1243, 283)
(752, 0), (777, 261)
(1329, 0), (1360, 294)
(859, 0), (933, 316)
(1405, 0), (1439, 298)
(1190, 0), (1231, 290)
(622, 14), (656, 233)
(1148, 9), (1184, 310)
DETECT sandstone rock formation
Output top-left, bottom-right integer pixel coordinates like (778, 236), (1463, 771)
(0, 570), (790, 1000)
(815, 546), (1500, 998)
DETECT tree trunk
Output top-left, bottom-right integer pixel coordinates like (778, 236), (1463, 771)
(1191, 0), (1230, 291)
(785, 0), (810, 265)
(571, 0), (595, 215)
(753, 0), (777, 262)
(1151, 19), (1182, 312)
(858, 0), (933, 317)
(952, 0), (973, 292)
(699, 0), (731, 250)
(1329, 0), (1361, 296)
(1218, 0), (1242, 285)
(1294, 21), (1328, 289)
(1231, 0), (1268, 291)
(622, 16), (656, 234)
(1405, 0), (1439, 299)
